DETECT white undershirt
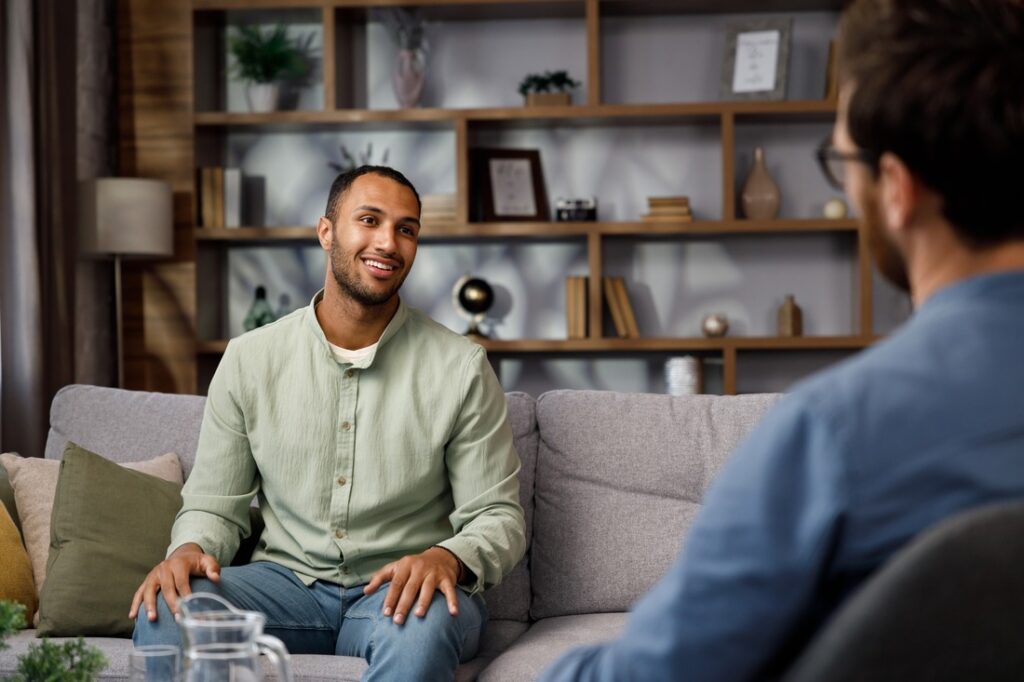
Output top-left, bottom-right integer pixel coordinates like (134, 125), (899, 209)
(328, 340), (378, 365)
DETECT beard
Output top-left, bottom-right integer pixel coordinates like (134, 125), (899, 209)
(329, 235), (408, 307)
(859, 185), (911, 293)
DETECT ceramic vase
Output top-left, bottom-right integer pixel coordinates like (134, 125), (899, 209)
(392, 49), (426, 109)
(741, 146), (781, 220)
(246, 83), (280, 113)
(777, 294), (803, 337)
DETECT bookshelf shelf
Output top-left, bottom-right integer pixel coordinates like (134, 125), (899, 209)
(194, 219), (860, 243)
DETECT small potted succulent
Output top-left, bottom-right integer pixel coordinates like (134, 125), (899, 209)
(518, 70), (581, 107)
(0, 601), (107, 680)
(228, 24), (309, 112)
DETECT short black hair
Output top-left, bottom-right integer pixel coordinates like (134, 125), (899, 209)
(839, 0), (1024, 248)
(324, 166), (421, 223)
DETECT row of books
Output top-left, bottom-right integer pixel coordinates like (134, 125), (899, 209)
(196, 167), (242, 228)
(565, 276), (641, 339)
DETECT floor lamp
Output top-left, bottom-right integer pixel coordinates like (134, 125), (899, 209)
(79, 178), (173, 388)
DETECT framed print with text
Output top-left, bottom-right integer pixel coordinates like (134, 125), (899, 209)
(470, 148), (549, 222)
(720, 18), (792, 101)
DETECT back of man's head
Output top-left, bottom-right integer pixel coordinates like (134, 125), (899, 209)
(838, 0), (1024, 248)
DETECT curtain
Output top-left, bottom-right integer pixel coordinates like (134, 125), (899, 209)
(0, 0), (77, 456)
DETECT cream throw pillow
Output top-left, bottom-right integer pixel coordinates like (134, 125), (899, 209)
(0, 450), (183, 597)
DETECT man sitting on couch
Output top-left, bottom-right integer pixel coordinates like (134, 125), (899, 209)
(543, 0), (1024, 680)
(130, 166), (527, 681)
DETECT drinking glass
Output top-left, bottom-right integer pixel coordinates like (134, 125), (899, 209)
(130, 644), (180, 682)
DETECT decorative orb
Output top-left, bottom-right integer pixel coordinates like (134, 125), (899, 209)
(701, 313), (729, 338)
(457, 278), (494, 316)
(823, 198), (849, 219)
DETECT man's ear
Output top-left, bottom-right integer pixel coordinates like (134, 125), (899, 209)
(317, 216), (333, 251)
(877, 152), (918, 233)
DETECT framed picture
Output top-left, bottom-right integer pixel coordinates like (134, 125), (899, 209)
(720, 18), (793, 101)
(470, 148), (549, 222)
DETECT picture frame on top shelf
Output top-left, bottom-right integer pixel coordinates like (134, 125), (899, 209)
(720, 18), (792, 101)
(470, 148), (549, 222)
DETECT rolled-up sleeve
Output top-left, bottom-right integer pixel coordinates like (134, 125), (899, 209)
(168, 340), (259, 566)
(438, 346), (527, 594)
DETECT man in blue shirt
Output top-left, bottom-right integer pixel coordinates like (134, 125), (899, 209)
(542, 1), (1024, 680)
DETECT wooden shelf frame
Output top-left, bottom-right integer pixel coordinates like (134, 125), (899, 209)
(108, 0), (872, 396)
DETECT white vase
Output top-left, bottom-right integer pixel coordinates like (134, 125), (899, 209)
(246, 83), (280, 113)
(392, 49), (425, 109)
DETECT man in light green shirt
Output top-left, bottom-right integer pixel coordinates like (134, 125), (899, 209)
(130, 166), (527, 680)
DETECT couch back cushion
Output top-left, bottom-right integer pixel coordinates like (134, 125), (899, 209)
(481, 392), (537, 622)
(530, 390), (780, 620)
(46, 385), (206, 476)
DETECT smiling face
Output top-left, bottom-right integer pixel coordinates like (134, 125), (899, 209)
(320, 173), (421, 308)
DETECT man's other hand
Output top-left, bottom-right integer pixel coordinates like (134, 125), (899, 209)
(128, 543), (221, 622)
(363, 547), (462, 625)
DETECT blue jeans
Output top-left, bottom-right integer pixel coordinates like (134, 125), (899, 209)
(133, 561), (488, 681)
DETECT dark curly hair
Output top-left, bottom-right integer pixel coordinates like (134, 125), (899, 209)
(838, 0), (1024, 247)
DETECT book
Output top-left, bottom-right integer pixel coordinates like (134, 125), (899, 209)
(613, 277), (640, 338)
(224, 168), (242, 228)
(647, 196), (690, 206)
(577, 276), (589, 339)
(603, 276), (628, 338)
(200, 166), (217, 228)
(212, 167), (225, 228)
(566, 277), (579, 339)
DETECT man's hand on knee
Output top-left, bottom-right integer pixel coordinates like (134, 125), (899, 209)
(129, 543), (222, 623)
(363, 547), (462, 626)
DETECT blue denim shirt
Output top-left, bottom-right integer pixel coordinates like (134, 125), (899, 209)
(543, 271), (1024, 682)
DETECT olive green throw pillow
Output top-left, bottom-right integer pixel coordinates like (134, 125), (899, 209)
(37, 444), (182, 637)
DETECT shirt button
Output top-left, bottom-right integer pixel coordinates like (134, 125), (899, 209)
(337, 476), (347, 486)
(335, 529), (345, 539)
(345, 369), (355, 378)
(341, 566), (350, 574)
(341, 421), (351, 431)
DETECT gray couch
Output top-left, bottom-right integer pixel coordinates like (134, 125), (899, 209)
(1, 384), (779, 680)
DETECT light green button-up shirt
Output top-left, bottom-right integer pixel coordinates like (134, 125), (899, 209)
(169, 292), (526, 594)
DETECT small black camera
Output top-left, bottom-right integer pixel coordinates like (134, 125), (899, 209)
(555, 197), (598, 222)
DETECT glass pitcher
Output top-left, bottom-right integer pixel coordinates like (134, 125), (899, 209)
(176, 592), (292, 682)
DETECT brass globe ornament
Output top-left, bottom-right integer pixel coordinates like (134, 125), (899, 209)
(452, 276), (495, 338)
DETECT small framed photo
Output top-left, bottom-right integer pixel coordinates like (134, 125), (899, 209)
(720, 18), (793, 101)
(470, 148), (549, 222)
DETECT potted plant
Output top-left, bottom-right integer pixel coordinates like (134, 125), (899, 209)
(228, 24), (308, 113)
(0, 601), (107, 681)
(518, 70), (581, 107)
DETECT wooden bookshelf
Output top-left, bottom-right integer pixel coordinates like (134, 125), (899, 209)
(118, 0), (869, 396)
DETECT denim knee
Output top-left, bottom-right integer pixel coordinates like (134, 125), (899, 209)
(131, 578), (222, 647)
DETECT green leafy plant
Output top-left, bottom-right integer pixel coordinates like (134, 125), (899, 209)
(518, 70), (581, 96)
(0, 600), (107, 682)
(0, 601), (26, 649)
(228, 24), (308, 84)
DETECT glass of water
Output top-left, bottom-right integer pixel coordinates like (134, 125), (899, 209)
(129, 644), (180, 682)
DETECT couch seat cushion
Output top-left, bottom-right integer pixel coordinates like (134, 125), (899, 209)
(479, 613), (627, 681)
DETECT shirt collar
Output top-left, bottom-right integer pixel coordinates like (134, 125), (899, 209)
(918, 270), (1024, 316)
(303, 289), (409, 369)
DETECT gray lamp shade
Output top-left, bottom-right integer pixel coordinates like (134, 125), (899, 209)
(79, 178), (174, 257)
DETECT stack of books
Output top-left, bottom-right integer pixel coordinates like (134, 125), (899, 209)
(602, 277), (640, 339)
(565, 276), (588, 340)
(642, 196), (692, 223)
(196, 167), (242, 228)
(420, 194), (457, 226)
